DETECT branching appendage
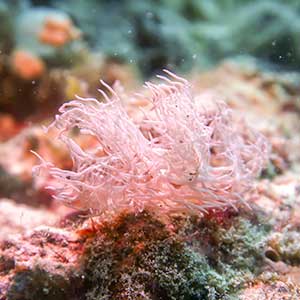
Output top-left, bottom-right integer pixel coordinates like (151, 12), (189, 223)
(33, 70), (269, 215)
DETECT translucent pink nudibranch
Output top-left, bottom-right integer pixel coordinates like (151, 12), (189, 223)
(33, 70), (269, 216)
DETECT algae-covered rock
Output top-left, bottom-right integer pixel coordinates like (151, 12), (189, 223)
(0, 205), (295, 299)
(82, 210), (270, 300)
(0, 224), (85, 299)
(7, 268), (73, 300)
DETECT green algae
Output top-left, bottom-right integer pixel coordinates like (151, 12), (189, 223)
(7, 268), (76, 300)
(82, 210), (271, 300)
(4, 209), (272, 300)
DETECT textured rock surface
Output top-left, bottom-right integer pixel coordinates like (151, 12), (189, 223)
(1, 63), (300, 299)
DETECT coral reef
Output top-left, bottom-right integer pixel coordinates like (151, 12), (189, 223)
(0, 62), (300, 299)
(1, 7), (300, 294)
(15, 6), (83, 68)
(55, 0), (300, 75)
(1, 0), (300, 88)
(0, 208), (272, 300)
(0, 199), (299, 299)
(0, 50), (138, 121)
(0, 57), (66, 120)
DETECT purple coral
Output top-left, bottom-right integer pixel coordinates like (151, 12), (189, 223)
(33, 71), (269, 215)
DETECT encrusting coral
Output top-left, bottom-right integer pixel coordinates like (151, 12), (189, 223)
(33, 71), (269, 215)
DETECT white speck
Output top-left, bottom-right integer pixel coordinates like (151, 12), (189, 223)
(146, 11), (153, 18)
(279, 55), (283, 60)
(128, 29), (132, 35)
(192, 54), (197, 59)
(32, 80), (36, 85)
(272, 40), (276, 46)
